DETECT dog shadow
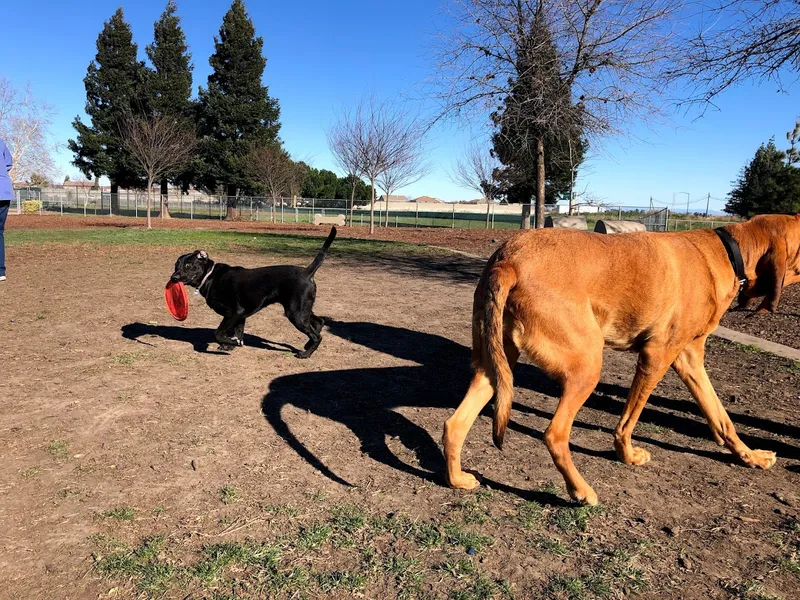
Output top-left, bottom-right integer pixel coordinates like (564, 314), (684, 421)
(260, 320), (800, 497)
(121, 322), (299, 355)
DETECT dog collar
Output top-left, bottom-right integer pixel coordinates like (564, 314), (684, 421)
(713, 228), (747, 290)
(197, 264), (215, 296)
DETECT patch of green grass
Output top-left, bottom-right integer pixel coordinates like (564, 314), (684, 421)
(450, 572), (505, 600)
(532, 534), (570, 557)
(20, 466), (41, 478)
(786, 361), (800, 374)
(777, 553), (800, 575)
(192, 541), (281, 583)
(637, 423), (668, 435)
(6, 228), (439, 260)
(219, 485), (239, 505)
(736, 343), (763, 354)
(519, 500), (545, 530)
(94, 536), (173, 594)
(444, 523), (494, 552)
(545, 573), (609, 600)
(36, 311), (46, 320)
(101, 506), (136, 521)
(721, 581), (784, 600)
(112, 351), (148, 366)
(456, 494), (492, 525)
(304, 489), (328, 502)
(382, 555), (424, 595)
(330, 503), (367, 533)
(316, 570), (367, 593)
(296, 522), (332, 550)
(46, 440), (70, 460)
(549, 505), (602, 533)
(437, 557), (477, 578)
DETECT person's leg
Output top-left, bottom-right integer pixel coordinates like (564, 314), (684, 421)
(0, 200), (9, 278)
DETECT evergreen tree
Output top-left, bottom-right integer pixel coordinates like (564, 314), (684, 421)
(196, 0), (281, 217)
(490, 7), (584, 227)
(146, 0), (194, 216)
(726, 138), (800, 217)
(69, 8), (148, 210)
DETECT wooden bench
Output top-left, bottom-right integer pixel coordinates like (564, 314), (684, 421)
(313, 214), (346, 227)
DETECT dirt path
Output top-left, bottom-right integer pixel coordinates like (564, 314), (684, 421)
(0, 244), (799, 599)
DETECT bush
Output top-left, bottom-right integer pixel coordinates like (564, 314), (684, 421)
(22, 200), (42, 213)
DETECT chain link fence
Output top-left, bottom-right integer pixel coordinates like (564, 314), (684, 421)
(13, 188), (735, 231)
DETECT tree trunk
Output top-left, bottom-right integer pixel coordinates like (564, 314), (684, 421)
(160, 178), (171, 219)
(349, 178), (356, 227)
(225, 183), (238, 220)
(485, 200), (490, 229)
(536, 135), (545, 229)
(369, 180), (375, 235)
(110, 182), (120, 216)
(520, 203), (531, 229)
(146, 178), (153, 230)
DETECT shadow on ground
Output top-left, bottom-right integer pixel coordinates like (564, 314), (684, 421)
(259, 319), (800, 501)
(121, 322), (298, 354)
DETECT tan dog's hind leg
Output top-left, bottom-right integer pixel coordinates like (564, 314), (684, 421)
(614, 348), (678, 466)
(672, 338), (777, 469)
(443, 339), (520, 490)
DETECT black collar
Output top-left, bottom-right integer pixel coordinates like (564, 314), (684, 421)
(713, 228), (747, 289)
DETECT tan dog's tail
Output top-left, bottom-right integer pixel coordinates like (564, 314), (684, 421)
(484, 263), (517, 450)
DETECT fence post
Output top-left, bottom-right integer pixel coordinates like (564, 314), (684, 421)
(618, 207), (621, 220)
(491, 204), (495, 229)
(452, 203), (455, 228)
(415, 202), (419, 228)
(281, 198), (284, 223)
(60, 194), (63, 216)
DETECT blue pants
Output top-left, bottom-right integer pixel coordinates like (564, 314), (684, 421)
(0, 200), (8, 276)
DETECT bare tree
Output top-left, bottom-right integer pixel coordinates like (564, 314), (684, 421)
(121, 115), (196, 229)
(450, 140), (501, 228)
(248, 144), (293, 222)
(0, 78), (59, 183)
(673, 1), (800, 104)
(433, 0), (681, 227)
(377, 112), (430, 227)
(328, 117), (363, 227)
(333, 96), (429, 234)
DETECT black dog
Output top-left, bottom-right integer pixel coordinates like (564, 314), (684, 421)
(170, 227), (336, 358)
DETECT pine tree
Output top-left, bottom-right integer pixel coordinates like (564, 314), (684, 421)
(146, 0), (194, 217)
(726, 139), (800, 217)
(69, 8), (148, 211)
(197, 0), (281, 217)
(491, 7), (584, 228)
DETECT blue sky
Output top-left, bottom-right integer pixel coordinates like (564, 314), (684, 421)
(2, 0), (798, 212)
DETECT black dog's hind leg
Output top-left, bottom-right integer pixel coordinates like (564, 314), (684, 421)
(215, 312), (246, 351)
(286, 294), (323, 359)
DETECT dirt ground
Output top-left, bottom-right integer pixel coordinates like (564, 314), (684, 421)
(1, 238), (800, 599)
(721, 284), (800, 350)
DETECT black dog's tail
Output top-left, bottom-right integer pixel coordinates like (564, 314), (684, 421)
(305, 226), (337, 276)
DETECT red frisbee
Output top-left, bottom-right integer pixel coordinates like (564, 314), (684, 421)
(165, 280), (189, 321)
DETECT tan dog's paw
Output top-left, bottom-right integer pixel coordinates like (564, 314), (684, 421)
(619, 446), (652, 466)
(741, 449), (777, 469)
(569, 486), (598, 506)
(448, 470), (481, 490)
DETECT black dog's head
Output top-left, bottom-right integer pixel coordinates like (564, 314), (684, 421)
(171, 250), (213, 287)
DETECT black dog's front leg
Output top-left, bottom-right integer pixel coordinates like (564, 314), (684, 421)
(215, 312), (245, 350)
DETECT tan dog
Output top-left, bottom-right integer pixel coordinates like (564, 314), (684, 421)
(443, 214), (800, 505)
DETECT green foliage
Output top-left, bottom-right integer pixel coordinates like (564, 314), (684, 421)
(196, 0), (282, 201)
(298, 164), (371, 202)
(725, 138), (800, 217)
(491, 9), (585, 208)
(69, 8), (148, 189)
(29, 172), (50, 187)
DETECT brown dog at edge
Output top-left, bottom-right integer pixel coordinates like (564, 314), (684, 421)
(443, 214), (800, 505)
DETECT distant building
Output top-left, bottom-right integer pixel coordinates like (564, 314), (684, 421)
(377, 194), (409, 203)
(557, 203), (600, 214)
(413, 195), (444, 203)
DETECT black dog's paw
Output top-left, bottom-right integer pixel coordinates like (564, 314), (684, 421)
(296, 350), (311, 359)
(218, 343), (237, 352)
